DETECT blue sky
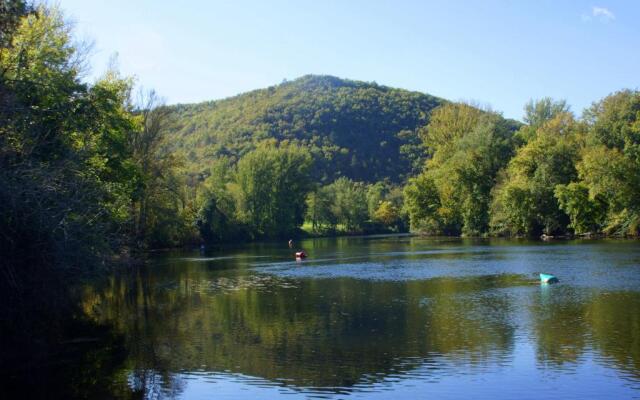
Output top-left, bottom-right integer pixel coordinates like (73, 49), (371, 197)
(59, 0), (639, 120)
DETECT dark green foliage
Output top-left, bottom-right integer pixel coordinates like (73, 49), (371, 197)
(127, 91), (199, 249)
(584, 89), (640, 149)
(166, 75), (444, 183)
(0, 5), (140, 364)
(0, 6), (137, 274)
(0, 0), (30, 49)
(196, 196), (247, 243)
(306, 185), (339, 232)
(555, 183), (606, 235)
(0, 5), (201, 365)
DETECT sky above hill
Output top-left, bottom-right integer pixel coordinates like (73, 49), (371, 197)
(60, 0), (639, 121)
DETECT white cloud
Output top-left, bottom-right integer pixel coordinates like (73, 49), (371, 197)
(591, 6), (615, 22)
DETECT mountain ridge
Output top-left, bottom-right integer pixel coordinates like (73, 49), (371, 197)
(165, 75), (503, 183)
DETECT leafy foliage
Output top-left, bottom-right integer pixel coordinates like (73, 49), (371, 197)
(490, 112), (581, 235)
(236, 143), (313, 237)
(573, 90), (640, 234)
(166, 75), (444, 183)
(0, 4), (142, 360)
(405, 103), (520, 235)
(0, 5), (137, 274)
(406, 93), (640, 238)
(196, 143), (313, 241)
(0, 4), (197, 360)
(555, 183), (605, 235)
(305, 178), (405, 234)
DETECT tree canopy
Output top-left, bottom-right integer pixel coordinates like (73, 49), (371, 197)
(404, 103), (520, 235)
(166, 75), (445, 184)
(406, 93), (640, 238)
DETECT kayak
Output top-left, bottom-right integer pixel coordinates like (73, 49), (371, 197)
(540, 273), (559, 284)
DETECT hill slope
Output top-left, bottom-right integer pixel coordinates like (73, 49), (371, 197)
(167, 75), (445, 183)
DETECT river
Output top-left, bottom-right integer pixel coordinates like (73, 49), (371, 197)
(12, 236), (640, 399)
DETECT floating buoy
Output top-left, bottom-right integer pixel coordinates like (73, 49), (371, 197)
(540, 273), (559, 284)
(295, 251), (307, 259)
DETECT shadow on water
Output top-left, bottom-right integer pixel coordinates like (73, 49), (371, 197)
(3, 236), (640, 398)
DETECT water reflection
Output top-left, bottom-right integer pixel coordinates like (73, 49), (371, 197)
(75, 237), (640, 399)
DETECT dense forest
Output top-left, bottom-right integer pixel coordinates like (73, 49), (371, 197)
(166, 74), (444, 183)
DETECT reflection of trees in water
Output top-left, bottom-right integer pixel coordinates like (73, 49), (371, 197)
(82, 263), (520, 393)
(530, 286), (640, 380)
(587, 291), (640, 379)
(79, 257), (640, 396)
(530, 286), (590, 365)
(80, 265), (190, 399)
(416, 276), (518, 360)
(128, 369), (187, 399)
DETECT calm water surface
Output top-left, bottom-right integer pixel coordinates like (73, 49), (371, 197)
(60, 237), (640, 398)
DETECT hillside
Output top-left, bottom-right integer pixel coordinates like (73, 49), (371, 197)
(166, 75), (445, 183)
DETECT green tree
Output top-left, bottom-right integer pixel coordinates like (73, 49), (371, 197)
(490, 113), (580, 235)
(0, 0), (30, 52)
(196, 157), (247, 243)
(306, 185), (337, 231)
(127, 89), (197, 248)
(0, 4), (144, 356)
(518, 98), (570, 142)
(405, 103), (518, 235)
(554, 183), (605, 235)
(403, 174), (442, 233)
(329, 177), (369, 231)
(0, 5), (138, 268)
(235, 143), (312, 237)
(419, 102), (483, 155)
(366, 182), (386, 218)
(572, 90), (640, 234)
(373, 201), (400, 227)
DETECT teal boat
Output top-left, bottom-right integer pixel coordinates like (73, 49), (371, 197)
(540, 273), (559, 284)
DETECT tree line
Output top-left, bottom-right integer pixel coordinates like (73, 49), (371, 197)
(404, 95), (640, 237)
(195, 143), (406, 243)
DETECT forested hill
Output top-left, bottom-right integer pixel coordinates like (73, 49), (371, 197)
(166, 75), (445, 183)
